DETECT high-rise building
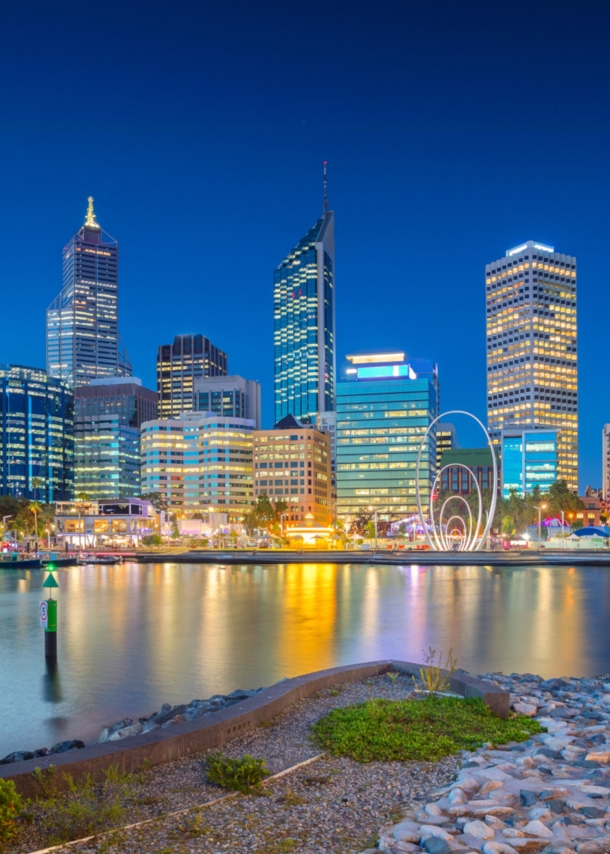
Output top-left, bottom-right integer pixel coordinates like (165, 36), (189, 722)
(194, 375), (261, 428)
(317, 410), (337, 518)
(500, 427), (559, 499)
(140, 412), (254, 518)
(336, 353), (439, 520)
(274, 207), (335, 424)
(47, 198), (132, 387)
(603, 425), (610, 502)
(253, 416), (333, 525)
(436, 423), (458, 469)
(74, 378), (157, 499)
(157, 334), (227, 419)
(486, 240), (578, 491)
(0, 365), (74, 501)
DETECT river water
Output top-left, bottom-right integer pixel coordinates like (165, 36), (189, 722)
(1, 561), (610, 759)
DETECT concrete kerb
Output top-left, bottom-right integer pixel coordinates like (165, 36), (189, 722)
(0, 660), (508, 797)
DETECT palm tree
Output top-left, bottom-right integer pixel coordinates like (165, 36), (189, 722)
(30, 501), (42, 554)
(31, 476), (43, 502)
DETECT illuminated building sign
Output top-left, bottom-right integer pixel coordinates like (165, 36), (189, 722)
(356, 364), (417, 380)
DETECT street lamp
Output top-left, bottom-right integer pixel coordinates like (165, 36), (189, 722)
(280, 512), (287, 540)
(367, 505), (378, 550)
(535, 504), (547, 550)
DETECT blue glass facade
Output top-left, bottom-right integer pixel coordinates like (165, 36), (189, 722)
(501, 429), (559, 498)
(273, 212), (335, 424)
(0, 365), (74, 501)
(336, 358), (439, 519)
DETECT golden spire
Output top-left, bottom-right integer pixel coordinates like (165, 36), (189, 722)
(84, 196), (100, 229)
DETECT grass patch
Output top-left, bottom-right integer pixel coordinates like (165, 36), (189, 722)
(206, 753), (270, 793)
(312, 695), (544, 762)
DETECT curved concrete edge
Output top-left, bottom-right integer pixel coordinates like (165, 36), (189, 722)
(0, 660), (508, 797)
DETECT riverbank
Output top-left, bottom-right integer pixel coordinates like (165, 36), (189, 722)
(10, 668), (610, 854)
(137, 548), (610, 566)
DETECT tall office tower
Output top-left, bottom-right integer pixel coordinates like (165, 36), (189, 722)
(274, 200), (335, 425)
(336, 353), (439, 520)
(47, 198), (132, 387)
(74, 377), (157, 499)
(0, 365), (74, 501)
(157, 334), (227, 418)
(603, 425), (610, 501)
(194, 375), (261, 428)
(486, 240), (578, 492)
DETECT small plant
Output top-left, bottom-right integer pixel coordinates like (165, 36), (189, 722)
(279, 788), (305, 806)
(103, 763), (130, 784)
(32, 764), (58, 799)
(387, 671), (400, 684)
(0, 779), (24, 850)
(417, 647), (458, 695)
(205, 753), (270, 793)
(329, 688), (341, 696)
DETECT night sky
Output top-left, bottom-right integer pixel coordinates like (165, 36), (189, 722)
(1, 0), (609, 489)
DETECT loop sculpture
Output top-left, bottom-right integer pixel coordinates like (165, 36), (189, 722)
(415, 410), (498, 552)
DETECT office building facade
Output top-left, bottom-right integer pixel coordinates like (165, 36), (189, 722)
(253, 418), (332, 525)
(141, 412), (254, 518)
(74, 378), (157, 499)
(157, 334), (227, 418)
(47, 198), (132, 387)
(0, 365), (74, 501)
(195, 375), (261, 428)
(486, 240), (578, 491)
(436, 422), (458, 469)
(439, 448), (494, 496)
(501, 427), (559, 499)
(336, 353), (439, 520)
(274, 211), (335, 424)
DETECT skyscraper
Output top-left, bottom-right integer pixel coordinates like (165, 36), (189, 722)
(74, 377), (157, 499)
(486, 240), (578, 491)
(0, 365), (74, 501)
(47, 198), (132, 387)
(194, 375), (261, 428)
(156, 334), (227, 418)
(274, 189), (335, 424)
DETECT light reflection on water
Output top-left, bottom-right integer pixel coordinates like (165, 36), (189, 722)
(1, 561), (609, 758)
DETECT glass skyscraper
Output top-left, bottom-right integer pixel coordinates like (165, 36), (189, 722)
(486, 240), (578, 491)
(0, 365), (74, 501)
(501, 428), (559, 499)
(336, 353), (439, 520)
(157, 334), (227, 418)
(274, 211), (335, 424)
(47, 198), (132, 387)
(74, 378), (158, 499)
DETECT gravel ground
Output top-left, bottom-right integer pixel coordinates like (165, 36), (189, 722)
(16, 673), (461, 854)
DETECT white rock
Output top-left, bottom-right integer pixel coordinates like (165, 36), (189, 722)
(425, 803), (445, 816)
(108, 722), (143, 741)
(449, 789), (469, 804)
(477, 769), (513, 783)
(528, 808), (552, 821)
(482, 843), (519, 854)
(513, 703), (537, 717)
(502, 830), (525, 838)
(522, 821), (554, 839)
(392, 820), (422, 841)
(481, 781), (505, 795)
(463, 821), (495, 840)
(420, 826), (454, 843)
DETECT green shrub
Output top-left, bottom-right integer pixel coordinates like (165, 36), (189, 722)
(36, 772), (128, 845)
(205, 753), (269, 793)
(312, 695), (544, 762)
(0, 779), (24, 850)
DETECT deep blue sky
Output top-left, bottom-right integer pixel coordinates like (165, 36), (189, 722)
(1, 0), (608, 489)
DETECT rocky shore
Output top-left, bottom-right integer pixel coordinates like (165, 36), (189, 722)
(0, 685), (264, 765)
(367, 671), (610, 854)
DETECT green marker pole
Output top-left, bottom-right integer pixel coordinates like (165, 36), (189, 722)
(42, 566), (59, 659)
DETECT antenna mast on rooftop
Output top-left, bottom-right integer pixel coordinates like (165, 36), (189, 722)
(323, 161), (328, 215)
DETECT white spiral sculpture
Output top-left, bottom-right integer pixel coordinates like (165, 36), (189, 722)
(415, 410), (498, 552)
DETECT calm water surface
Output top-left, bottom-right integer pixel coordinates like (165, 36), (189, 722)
(1, 561), (610, 758)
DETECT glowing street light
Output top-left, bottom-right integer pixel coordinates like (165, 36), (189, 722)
(535, 504), (547, 550)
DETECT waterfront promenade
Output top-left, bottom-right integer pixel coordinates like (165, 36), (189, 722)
(136, 548), (610, 567)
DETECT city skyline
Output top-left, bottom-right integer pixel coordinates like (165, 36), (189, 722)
(1, 2), (610, 489)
